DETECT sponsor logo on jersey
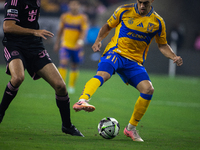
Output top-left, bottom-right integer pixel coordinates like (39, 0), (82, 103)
(127, 32), (147, 39)
(7, 9), (18, 17)
(28, 9), (37, 22)
(7, 9), (18, 14)
(137, 23), (144, 28)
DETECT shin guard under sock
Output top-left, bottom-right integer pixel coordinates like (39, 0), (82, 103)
(56, 94), (71, 128)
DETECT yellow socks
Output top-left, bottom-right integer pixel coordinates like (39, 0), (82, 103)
(79, 75), (104, 100)
(68, 70), (79, 88)
(58, 67), (67, 82)
(58, 67), (79, 88)
(129, 93), (152, 126)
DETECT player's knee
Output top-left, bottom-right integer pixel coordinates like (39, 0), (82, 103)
(96, 71), (111, 82)
(54, 82), (66, 94)
(146, 86), (154, 95)
(140, 85), (154, 95)
(11, 74), (24, 87)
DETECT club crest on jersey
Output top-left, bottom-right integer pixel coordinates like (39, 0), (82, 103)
(128, 18), (134, 25)
(147, 23), (154, 32)
(11, 51), (19, 56)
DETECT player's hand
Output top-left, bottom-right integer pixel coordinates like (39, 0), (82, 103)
(92, 41), (102, 52)
(34, 29), (54, 40)
(75, 39), (84, 49)
(173, 56), (183, 66)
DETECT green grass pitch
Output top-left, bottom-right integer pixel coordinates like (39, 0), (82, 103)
(0, 65), (199, 150)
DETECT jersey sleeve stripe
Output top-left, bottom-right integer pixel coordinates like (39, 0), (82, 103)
(134, 3), (140, 14)
(156, 18), (162, 37)
(4, 18), (20, 22)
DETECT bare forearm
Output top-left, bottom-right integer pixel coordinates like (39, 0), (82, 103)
(95, 23), (112, 43)
(3, 21), (35, 35)
(158, 44), (176, 60)
(158, 43), (183, 66)
(3, 20), (54, 39)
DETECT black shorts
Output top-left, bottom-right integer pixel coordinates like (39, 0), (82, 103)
(3, 42), (52, 80)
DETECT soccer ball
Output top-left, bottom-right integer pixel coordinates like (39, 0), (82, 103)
(98, 117), (120, 139)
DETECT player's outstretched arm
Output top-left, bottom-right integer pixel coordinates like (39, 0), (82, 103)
(3, 20), (54, 40)
(92, 23), (112, 52)
(158, 43), (183, 66)
(33, 29), (54, 40)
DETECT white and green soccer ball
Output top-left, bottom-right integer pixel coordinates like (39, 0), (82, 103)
(98, 117), (120, 139)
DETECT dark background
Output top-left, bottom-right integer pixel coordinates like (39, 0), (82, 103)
(0, 0), (200, 77)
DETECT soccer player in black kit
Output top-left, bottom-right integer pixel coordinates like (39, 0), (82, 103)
(0, 0), (84, 137)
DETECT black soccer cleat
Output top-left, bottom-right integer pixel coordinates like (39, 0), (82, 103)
(0, 113), (4, 124)
(62, 124), (84, 137)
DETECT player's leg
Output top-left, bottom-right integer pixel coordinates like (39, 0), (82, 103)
(58, 60), (68, 82)
(80, 70), (110, 100)
(73, 52), (117, 112)
(73, 71), (110, 112)
(124, 73), (154, 142)
(129, 80), (154, 127)
(68, 49), (83, 94)
(58, 47), (69, 82)
(37, 63), (84, 136)
(0, 59), (24, 123)
(68, 63), (79, 94)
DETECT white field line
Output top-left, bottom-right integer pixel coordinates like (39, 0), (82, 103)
(22, 94), (200, 108)
(22, 93), (53, 99)
(100, 98), (200, 108)
(151, 100), (200, 108)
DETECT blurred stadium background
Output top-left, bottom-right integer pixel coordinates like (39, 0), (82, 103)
(0, 0), (200, 76)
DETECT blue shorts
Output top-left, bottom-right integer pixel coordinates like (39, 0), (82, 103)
(97, 51), (150, 88)
(59, 47), (84, 64)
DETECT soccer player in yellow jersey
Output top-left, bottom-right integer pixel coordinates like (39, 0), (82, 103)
(54, 0), (89, 94)
(73, 0), (183, 141)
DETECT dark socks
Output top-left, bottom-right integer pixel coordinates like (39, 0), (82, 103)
(0, 82), (19, 115)
(56, 94), (72, 128)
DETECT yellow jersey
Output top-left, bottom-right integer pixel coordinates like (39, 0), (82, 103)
(105, 3), (167, 64)
(59, 12), (88, 49)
